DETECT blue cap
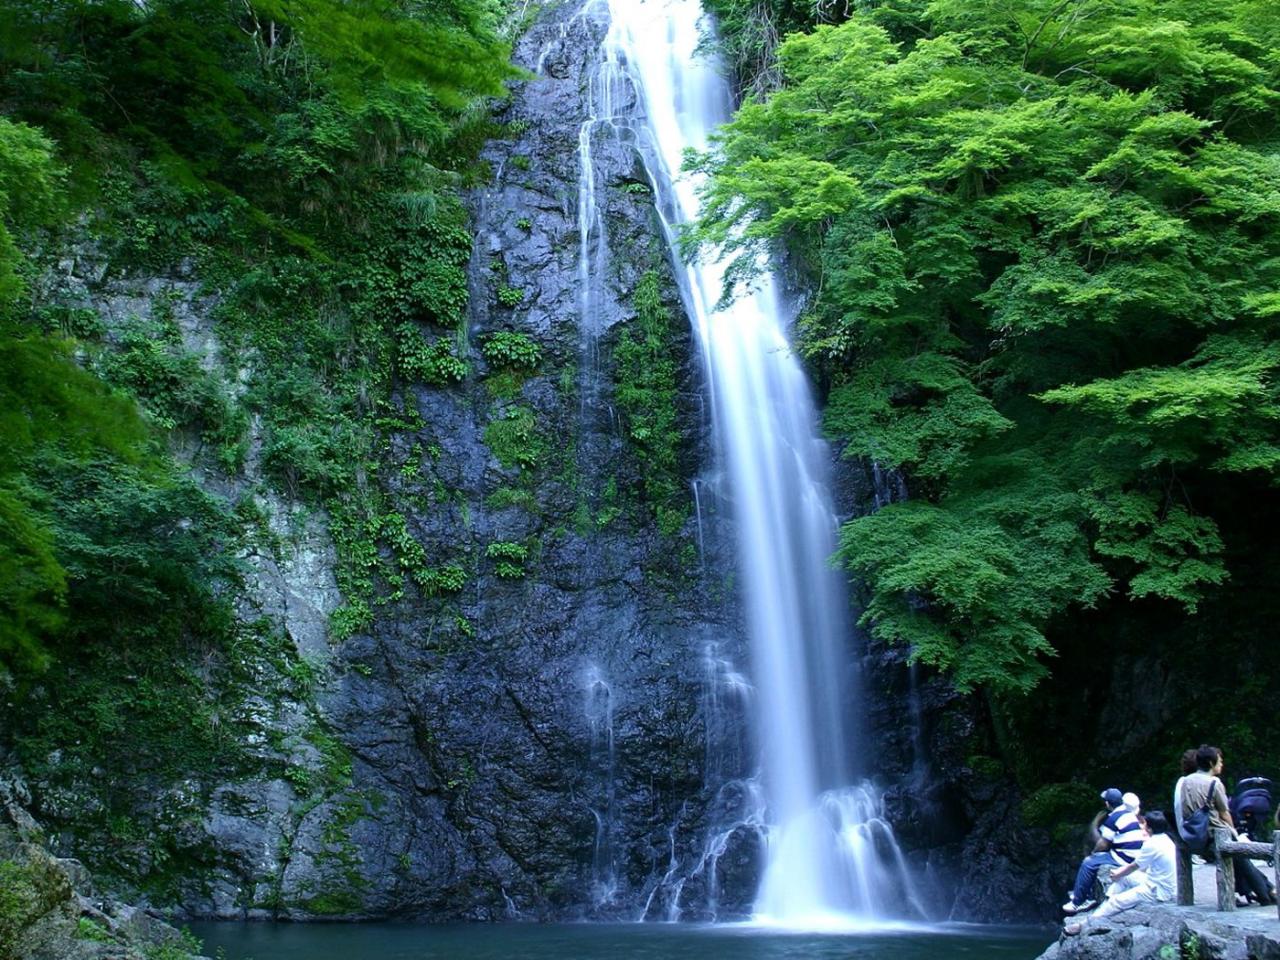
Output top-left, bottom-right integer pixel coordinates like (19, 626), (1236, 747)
(1101, 788), (1123, 807)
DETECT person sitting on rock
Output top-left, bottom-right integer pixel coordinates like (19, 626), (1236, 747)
(1063, 787), (1145, 915)
(1064, 810), (1176, 935)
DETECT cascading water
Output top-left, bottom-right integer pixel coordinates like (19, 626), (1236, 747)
(584, 663), (618, 906)
(573, 0), (926, 925)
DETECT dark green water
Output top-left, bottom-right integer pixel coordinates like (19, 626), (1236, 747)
(188, 921), (1055, 960)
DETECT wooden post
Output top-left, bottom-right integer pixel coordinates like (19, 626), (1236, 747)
(1177, 844), (1195, 906)
(1215, 836), (1275, 912)
(1214, 827), (1235, 911)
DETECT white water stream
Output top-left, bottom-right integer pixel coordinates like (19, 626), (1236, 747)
(566, 0), (925, 927)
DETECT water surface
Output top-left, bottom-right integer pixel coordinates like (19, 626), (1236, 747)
(189, 921), (1055, 960)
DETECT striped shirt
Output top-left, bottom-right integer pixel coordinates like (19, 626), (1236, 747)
(1100, 807), (1144, 865)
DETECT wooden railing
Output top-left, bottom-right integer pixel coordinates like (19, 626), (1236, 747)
(1175, 827), (1280, 918)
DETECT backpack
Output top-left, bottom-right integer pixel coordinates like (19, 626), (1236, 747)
(1180, 800), (1213, 854)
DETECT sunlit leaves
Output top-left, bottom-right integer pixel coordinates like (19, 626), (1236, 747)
(696, 0), (1280, 690)
(0, 117), (62, 307)
(0, 338), (154, 670)
(1043, 336), (1280, 473)
(249, 0), (519, 106)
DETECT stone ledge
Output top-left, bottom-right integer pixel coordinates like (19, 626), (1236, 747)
(1036, 903), (1280, 960)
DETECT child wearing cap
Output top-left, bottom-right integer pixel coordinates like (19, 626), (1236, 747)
(1065, 810), (1176, 935)
(1063, 787), (1145, 914)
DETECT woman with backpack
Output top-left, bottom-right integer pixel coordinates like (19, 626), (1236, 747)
(1179, 745), (1276, 907)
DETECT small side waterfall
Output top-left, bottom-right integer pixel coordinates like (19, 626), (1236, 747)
(584, 664), (618, 906)
(571, 0), (926, 926)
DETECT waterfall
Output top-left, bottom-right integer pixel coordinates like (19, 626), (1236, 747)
(568, 0), (925, 926)
(584, 663), (618, 906)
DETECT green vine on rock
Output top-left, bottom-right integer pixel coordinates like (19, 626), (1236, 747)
(615, 270), (689, 538)
(485, 539), (528, 579)
(483, 405), (542, 470)
(482, 331), (541, 371)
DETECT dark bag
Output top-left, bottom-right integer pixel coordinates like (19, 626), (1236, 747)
(1181, 801), (1212, 853)
(1231, 778), (1273, 839)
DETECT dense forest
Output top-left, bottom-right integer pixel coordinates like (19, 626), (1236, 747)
(3, 0), (1280, 946)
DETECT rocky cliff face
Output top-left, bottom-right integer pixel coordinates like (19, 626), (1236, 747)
(14, 0), (762, 923)
(1, 777), (208, 960)
(861, 641), (1076, 923)
(256, 2), (759, 920)
(836, 464), (1076, 924)
(6, 0), (1072, 928)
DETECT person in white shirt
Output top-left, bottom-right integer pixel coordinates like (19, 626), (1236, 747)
(1065, 810), (1176, 935)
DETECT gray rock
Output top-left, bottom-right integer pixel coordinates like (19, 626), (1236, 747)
(1036, 904), (1280, 960)
(72, 0), (756, 922)
(0, 820), (210, 960)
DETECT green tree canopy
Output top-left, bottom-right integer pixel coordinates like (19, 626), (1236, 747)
(692, 0), (1280, 691)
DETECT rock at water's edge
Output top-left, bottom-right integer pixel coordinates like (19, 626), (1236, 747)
(1036, 904), (1280, 960)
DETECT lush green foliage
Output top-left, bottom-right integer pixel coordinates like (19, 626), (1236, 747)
(0, 0), (516, 902)
(481, 330), (541, 401)
(614, 271), (690, 537)
(694, 0), (1280, 692)
(496, 284), (526, 307)
(0, 117), (61, 306)
(482, 330), (541, 370)
(485, 539), (528, 578)
(484, 404), (542, 470)
(76, 916), (113, 943)
(0, 0), (515, 671)
(0, 337), (154, 669)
